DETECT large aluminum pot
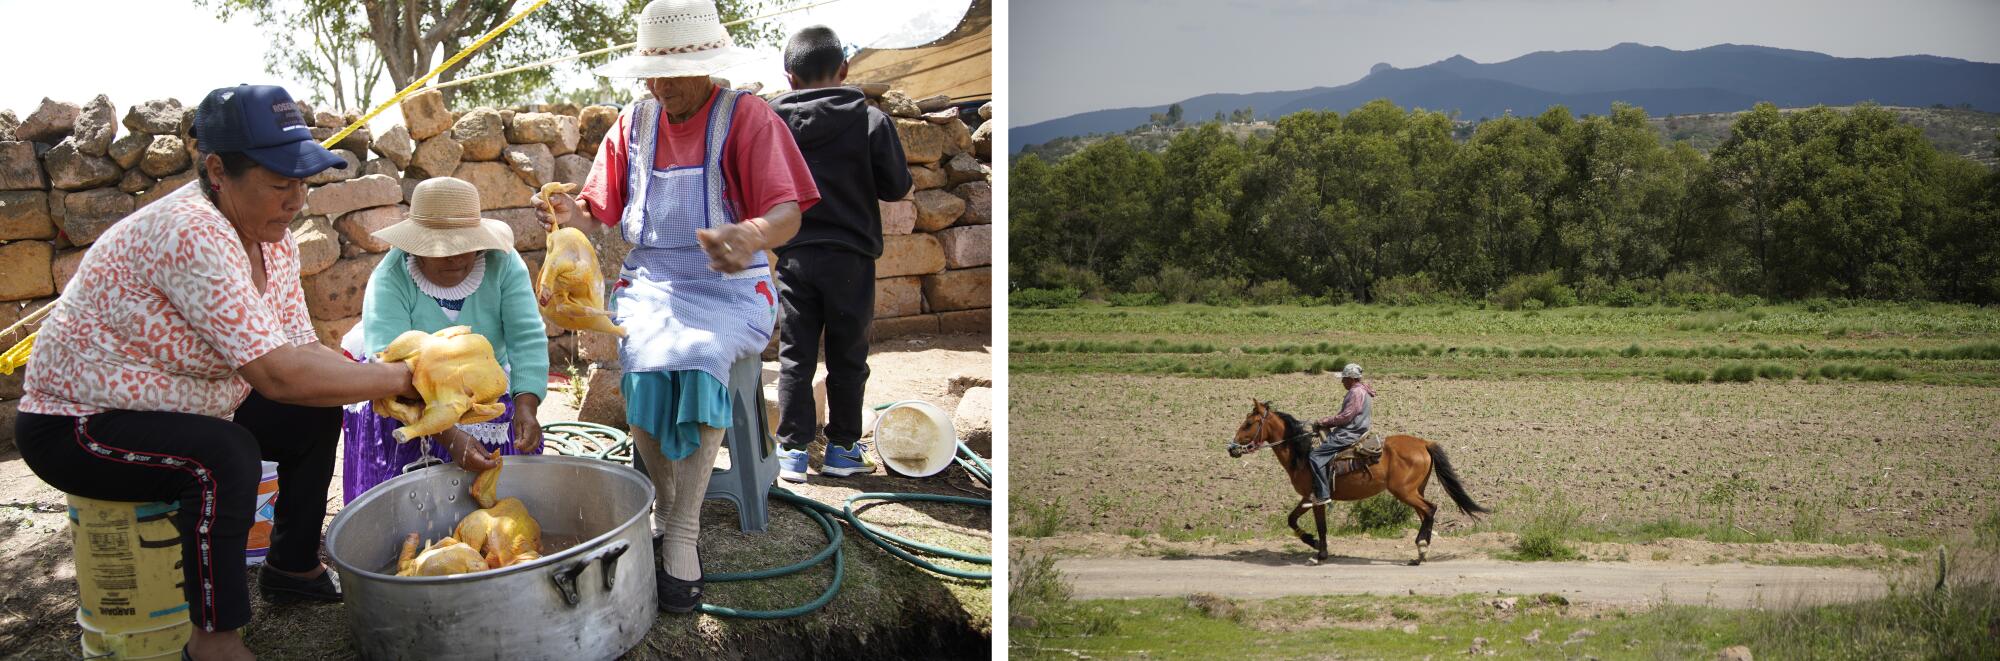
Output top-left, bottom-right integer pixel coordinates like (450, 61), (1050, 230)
(326, 455), (657, 660)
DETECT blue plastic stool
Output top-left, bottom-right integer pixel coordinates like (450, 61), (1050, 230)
(701, 355), (780, 532)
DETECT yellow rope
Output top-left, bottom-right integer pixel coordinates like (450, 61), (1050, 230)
(428, 0), (848, 91)
(0, 0), (552, 373)
(320, 0), (553, 148)
(0, 332), (32, 375)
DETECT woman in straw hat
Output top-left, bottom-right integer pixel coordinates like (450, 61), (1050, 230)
(14, 85), (415, 660)
(535, 0), (820, 614)
(339, 177), (548, 500)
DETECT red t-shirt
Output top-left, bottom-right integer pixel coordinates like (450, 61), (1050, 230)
(579, 86), (819, 226)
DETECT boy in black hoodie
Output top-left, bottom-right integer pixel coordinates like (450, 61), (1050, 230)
(769, 26), (913, 482)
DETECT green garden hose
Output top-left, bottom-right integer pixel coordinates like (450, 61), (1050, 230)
(540, 423), (991, 619)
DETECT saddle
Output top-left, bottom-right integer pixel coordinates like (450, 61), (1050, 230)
(1326, 433), (1383, 479)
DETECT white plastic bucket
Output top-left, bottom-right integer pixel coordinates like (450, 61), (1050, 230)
(870, 401), (956, 478)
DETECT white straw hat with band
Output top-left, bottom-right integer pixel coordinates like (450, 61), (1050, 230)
(370, 177), (515, 257)
(593, 0), (761, 79)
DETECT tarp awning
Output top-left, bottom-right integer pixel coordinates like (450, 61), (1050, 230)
(845, 0), (990, 102)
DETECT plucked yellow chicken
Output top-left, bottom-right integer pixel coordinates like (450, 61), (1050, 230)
(536, 182), (625, 337)
(397, 534), (488, 576)
(372, 326), (509, 442)
(395, 458), (545, 576)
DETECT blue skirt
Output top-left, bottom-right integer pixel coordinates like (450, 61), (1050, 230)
(623, 369), (731, 461)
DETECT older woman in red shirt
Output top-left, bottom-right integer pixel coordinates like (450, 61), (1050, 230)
(12, 86), (414, 661)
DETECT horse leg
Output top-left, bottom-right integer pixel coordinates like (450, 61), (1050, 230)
(1311, 503), (1329, 564)
(1288, 498), (1317, 550)
(1389, 485), (1437, 566)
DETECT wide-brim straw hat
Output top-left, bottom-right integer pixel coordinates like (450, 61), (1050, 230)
(594, 0), (761, 79)
(371, 177), (515, 257)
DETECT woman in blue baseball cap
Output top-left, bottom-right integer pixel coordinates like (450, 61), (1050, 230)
(13, 84), (412, 660)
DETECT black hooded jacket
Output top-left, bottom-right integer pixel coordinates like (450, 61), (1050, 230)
(769, 86), (912, 258)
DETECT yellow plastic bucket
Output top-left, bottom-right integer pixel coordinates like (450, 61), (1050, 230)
(245, 461), (279, 565)
(66, 496), (190, 634)
(79, 611), (190, 660)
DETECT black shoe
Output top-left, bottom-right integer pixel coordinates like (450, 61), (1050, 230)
(652, 533), (704, 613)
(259, 564), (344, 603)
(656, 567), (704, 614)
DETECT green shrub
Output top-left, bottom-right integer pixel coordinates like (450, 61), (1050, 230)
(1511, 491), (1584, 561)
(1860, 366), (1906, 381)
(1489, 271), (1577, 310)
(1712, 364), (1757, 383)
(1133, 266), (1204, 304)
(1010, 287), (1081, 309)
(1036, 263), (1107, 299)
(1348, 494), (1415, 533)
(1605, 285), (1646, 307)
(1756, 363), (1795, 380)
(1246, 279), (1298, 305)
(1374, 272), (1455, 306)
(1664, 368), (1707, 384)
(1108, 291), (1164, 307)
(1194, 276), (1248, 305)
(1014, 498), (1070, 538)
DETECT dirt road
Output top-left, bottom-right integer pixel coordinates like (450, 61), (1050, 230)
(1056, 556), (1892, 608)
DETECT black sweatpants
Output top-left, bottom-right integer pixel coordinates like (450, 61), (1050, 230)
(14, 391), (340, 632)
(775, 245), (874, 451)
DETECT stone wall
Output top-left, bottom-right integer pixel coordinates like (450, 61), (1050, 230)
(0, 86), (992, 447)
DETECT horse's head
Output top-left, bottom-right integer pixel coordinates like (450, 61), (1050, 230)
(1227, 399), (1287, 458)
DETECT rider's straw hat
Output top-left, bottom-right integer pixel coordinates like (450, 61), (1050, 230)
(1341, 364), (1364, 379)
(370, 177), (514, 257)
(593, 0), (761, 79)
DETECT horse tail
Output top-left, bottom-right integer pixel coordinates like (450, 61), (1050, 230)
(1426, 443), (1489, 517)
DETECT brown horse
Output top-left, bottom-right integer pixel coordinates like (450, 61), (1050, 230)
(1227, 399), (1487, 565)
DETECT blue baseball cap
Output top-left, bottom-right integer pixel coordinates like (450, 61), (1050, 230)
(190, 85), (347, 179)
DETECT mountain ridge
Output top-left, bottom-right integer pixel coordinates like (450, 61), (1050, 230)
(1012, 43), (2000, 153)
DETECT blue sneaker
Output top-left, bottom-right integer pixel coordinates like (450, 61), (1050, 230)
(820, 442), (876, 477)
(778, 448), (809, 483)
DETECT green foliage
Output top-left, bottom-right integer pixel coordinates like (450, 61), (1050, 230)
(1509, 491), (1584, 561)
(1010, 288), (1082, 309)
(1663, 368), (1707, 384)
(1012, 100), (2000, 305)
(1373, 272), (1457, 306)
(1346, 494), (1415, 534)
(1711, 363), (1757, 383)
(1107, 292), (1164, 307)
(1014, 498), (1070, 538)
(1489, 272), (1577, 310)
(1246, 280), (1298, 305)
(1756, 363), (1796, 380)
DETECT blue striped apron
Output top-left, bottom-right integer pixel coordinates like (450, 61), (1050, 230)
(611, 90), (778, 387)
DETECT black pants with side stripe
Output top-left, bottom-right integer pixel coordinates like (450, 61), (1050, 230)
(14, 392), (339, 632)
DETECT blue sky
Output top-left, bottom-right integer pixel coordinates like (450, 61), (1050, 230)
(1011, 0), (2000, 125)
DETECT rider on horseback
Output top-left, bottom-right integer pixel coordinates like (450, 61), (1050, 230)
(1307, 363), (1375, 506)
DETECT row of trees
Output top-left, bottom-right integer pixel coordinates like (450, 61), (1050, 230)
(1011, 100), (2000, 304)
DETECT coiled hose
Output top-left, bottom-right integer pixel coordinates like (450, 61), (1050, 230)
(539, 421), (991, 619)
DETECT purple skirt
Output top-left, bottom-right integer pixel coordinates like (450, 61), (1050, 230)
(340, 396), (520, 504)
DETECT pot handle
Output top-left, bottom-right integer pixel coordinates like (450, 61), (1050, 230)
(552, 539), (632, 607)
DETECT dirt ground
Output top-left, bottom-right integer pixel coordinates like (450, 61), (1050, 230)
(1011, 372), (2000, 541)
(1019, 531), (1947, 610)
(0, 333), (992, 659)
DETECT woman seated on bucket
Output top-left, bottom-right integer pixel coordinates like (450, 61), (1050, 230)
(12, 85), (417, 661)
(340, 176), (548, 499)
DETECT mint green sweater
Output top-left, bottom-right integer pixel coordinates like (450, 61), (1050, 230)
(362, 248), (549, 400)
